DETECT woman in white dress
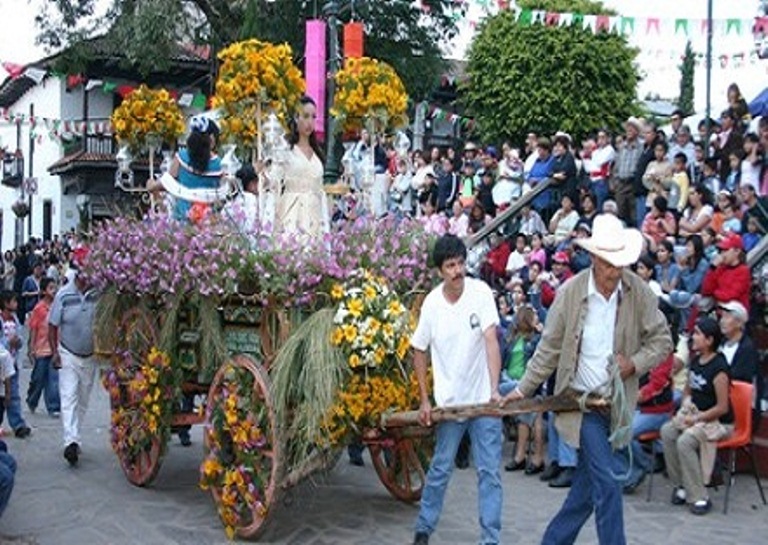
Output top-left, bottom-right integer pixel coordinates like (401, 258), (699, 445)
(273, 95), (329, 239)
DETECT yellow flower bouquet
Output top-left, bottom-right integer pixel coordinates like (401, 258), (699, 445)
(111, 85), (185, 150)
(331, 57), (409, 134)
(321, 270), (420, 442)
(212, 39), (306, 148)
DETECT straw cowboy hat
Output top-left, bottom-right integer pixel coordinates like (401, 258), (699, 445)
(574, 214), (643, 268)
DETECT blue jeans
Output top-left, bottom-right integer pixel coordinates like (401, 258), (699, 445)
(415, 417), (503, 544)
(547, 414), (577, 468)
(0, 450), (16, 517)
(26, 356), (60, 414)
(591, 180), (609, 209)
(0, 364), (27, 431)
(542, 412), (626, 545)
(614, 410), (670, 485)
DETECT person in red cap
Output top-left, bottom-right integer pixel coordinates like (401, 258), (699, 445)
(541, 251), (574, 308)
(700, 233), (751, 311)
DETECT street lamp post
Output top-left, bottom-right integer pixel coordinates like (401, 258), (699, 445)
(323, 0), (341, 185)
(705, 0), (713, 155)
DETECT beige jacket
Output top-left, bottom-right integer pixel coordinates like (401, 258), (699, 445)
(517, 268), (673, 448)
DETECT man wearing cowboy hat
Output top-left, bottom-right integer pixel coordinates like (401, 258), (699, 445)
(504, 214), (672, 545)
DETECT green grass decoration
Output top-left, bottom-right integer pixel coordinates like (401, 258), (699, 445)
(271, 307), (348, 473)
(198, 296), (228, 384)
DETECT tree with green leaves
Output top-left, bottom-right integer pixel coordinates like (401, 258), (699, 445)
(36, 0), (462, 100)
(678, 41), (695, 116)
(462, 0), (639, 145)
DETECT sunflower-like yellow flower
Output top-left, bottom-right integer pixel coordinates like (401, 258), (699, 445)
(331, 283), (345, 300)
(347, 298), (364, 318)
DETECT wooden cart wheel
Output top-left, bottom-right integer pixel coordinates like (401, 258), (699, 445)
(368, 430), (433, 503)
(203, 354), (281, 540)
(107, 306), (165, 487)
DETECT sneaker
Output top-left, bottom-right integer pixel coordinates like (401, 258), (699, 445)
(413, 532), (429, 545)
(504, 458), (526, 472)
(671, 486), (687, 505)
(14, 426), (31, 439)
(49, 411), (61, 418)
(689, 499), (712, 515)
(64, 442), (79, 466)
(540, 462), (562, 482)
(548, 468), (575, 488)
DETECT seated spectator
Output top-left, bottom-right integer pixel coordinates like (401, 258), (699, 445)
(700, 157), (721, 196)
(678, 184), (714, 238)
(578, 192), (598, 228)
(458, 161), (478, 210)
(519, 205), (547, 236)
(467, 202), (492, 235)
(717, 301), (759, 384)
(661, 317), (733, 515)
(499, 306), (545, 475)
(739, 183), (768, 234)
(719, 198), (742, 235)
(540, 251), (574, 308)
(570, 223), (593, 272)
(447, 200), (469, 237)
(641, 196), (677, 253)
(700, 233), (750, 311)
(548, 193), (580, 247)
(700, 227), (719, 262)
(482, 233), (511, 289)
(527, 232), (547, 270)
(669, 235), (709, 311)
(655, 240), (681, 296)
(723, 151), (742, 194)
(742, 216), (761, 252)
(634, 254), (662, 297)
(740, 132), (762, 190)
(418, 190), (448, 235)
(602, 198), (620, 218)
(505, 233), (528, 278)
(476, 169), (497, 217)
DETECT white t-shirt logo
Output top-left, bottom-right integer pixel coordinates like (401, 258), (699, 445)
(469, 313), (480, 330)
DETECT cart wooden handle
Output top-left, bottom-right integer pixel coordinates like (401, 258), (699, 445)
(381, 393), (610, 429)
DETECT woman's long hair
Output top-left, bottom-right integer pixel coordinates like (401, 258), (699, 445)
(688, 234), (705, 269)
(187, 130), (213, 174)
(288, 95), (325, 163)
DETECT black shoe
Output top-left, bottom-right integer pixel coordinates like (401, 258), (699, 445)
(179, 434), (192, 447)
(504, 458), (526, 472)
(525, 463), (545, 475)
(539, 462), (562, 482)
(349, 456), (364, 467)
(689, 499), (712, 515)
(64, 442), (79, 466)
(671, 486), (687, 505)
(413, 532), (429, 545)
(622, 472), (646, 494)
(14, 426), (31, 439)
(548, 467), (574, 488)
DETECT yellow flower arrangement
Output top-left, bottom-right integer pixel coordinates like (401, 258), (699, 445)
(330, 270), (411, 370)
(212, 39), (306, 148)
(320, 270), (425, 445)
(331, 57), (409, 134)
(111, 85), (185, 150)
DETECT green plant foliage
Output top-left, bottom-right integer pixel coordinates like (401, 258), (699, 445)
(678, 41), (695, 116)
(38, 0), (462, 100)
(463, 5), (639, 145)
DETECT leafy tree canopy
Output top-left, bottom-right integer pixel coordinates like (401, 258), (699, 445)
(463, 0), (639, 145)
(36, 0), (462, 100)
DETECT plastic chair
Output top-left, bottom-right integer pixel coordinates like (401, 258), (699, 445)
(716, 380), (767, 514)
(636, 430), (662, 502)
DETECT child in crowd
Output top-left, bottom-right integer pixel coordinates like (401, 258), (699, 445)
(527, 232), (547, 270)
(743, 216), (761, 252)
(655, 239), (681, 296)
(719, 198), (742, 235)
(0, 292), (31, 439)
(700, 228), (719, 262)
(723, 151), (742, 194)
(635, 254), (662, 297)
(700, 158), (721, 198)
(671, 153), (691, 214)
(0, 345), (14, 436)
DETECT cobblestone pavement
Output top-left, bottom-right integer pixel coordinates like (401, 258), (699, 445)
(1, 358), (767, 545)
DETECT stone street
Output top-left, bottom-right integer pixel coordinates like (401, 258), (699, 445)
(1, 360), (767, 545)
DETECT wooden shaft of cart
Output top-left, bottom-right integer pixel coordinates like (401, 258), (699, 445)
(381, 393), (610, 429)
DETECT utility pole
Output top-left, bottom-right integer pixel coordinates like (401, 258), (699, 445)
(323, 0), (341, 184)
(705, 0), (713, 156)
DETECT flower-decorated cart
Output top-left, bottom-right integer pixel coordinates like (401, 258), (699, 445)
(87, 214), (436, 540)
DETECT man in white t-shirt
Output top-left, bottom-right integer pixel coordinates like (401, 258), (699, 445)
(411, 235), (503, 545)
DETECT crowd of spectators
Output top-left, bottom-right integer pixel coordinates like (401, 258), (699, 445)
(349, 82), (767, 511)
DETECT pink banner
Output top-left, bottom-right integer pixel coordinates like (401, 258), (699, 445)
(305, 20), (327, 142)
